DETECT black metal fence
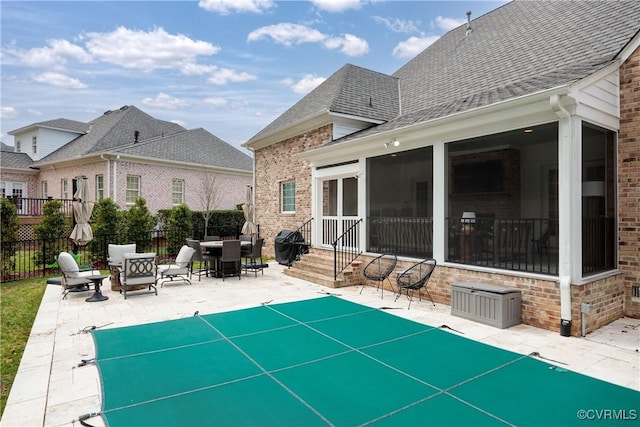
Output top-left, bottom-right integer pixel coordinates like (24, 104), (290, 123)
(0, 223), (250, 283)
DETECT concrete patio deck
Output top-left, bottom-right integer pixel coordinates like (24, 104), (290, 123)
(1, 262), (638, 427)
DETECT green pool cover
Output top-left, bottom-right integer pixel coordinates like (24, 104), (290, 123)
(90, 296), (639, 426)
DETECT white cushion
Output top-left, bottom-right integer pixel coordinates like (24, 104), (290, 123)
(108, 244), (137, 265)
(58, 252), (80, 277)
(175, 246), (196, 268)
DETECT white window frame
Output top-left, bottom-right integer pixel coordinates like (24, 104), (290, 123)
(281, 181), (296, 213)
(96, 175), (104, 200)
(32, 136), (37, 154)
(15, 140), (21, 152)
(126, 175), (141, 204)
(172, 179), (184, 205)
(42, 181), (48, 198)
(61, 179), (68, 199)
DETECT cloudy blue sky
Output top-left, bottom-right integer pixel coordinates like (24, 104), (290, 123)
(1, 0), (505, 153)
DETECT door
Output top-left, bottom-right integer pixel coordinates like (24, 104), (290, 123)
(320, 177), (359, 248)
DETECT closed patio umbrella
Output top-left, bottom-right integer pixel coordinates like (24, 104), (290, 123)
(241, 185), (258, 236)
(70, 176), (95, 246)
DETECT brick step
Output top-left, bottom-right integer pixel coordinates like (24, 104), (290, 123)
(292, 257), (335, 276)
(283, 267), (345, 288)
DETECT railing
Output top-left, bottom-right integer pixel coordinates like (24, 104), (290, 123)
(5, 196), (74, 216)
(582, 217), (615, 276)
(446, 217), (559, 275)
(332, 218), (363, 280)
(368, 216), (433, 258)
(285, 218), (312, 268)
(0, 224), (248, 282)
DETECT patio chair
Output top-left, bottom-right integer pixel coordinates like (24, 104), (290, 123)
(58, 251), (101, 299)
(361, 253), (397, 299)
(186, 239), (216, 281)
(107, 243), (136, 291)
(121, 253), (158, 299)
(220, 240), (241, 281)
(239, 234), (253, 258)
(241, 238), (267, 277)
(157, 245), (196, 287)
(395, 259), (437, 309)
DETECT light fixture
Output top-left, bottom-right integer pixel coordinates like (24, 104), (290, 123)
(461, 211), (476, 223)
(384, 139), (400, 148)
(524, 128), (533, 133)
(582, 181), (604, 197)
(393, 139), (400, 147)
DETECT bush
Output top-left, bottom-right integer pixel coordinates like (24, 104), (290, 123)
(32, 200), (69, 267)
(165, 204), (193, 255)
(0, 199), (20, 278)
(124, 198), (155, 252)
(89, 198), (126, 263)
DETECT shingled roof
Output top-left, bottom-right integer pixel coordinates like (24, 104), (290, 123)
(250, 1), (640, 148)
(247, 64), (399, 144)
(0, 150), (35, 169)
(8, 118), (90, 136)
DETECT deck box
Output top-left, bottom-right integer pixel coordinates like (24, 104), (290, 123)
(451, 281), (522, 328)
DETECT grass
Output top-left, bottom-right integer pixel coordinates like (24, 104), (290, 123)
(0, 277), (46, 417)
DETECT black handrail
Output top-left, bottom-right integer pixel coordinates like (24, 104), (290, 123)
(285, 218), (313, 267)
(332, 218), (363, 280)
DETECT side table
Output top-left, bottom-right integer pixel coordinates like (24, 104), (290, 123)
(86, 275), (109, 302)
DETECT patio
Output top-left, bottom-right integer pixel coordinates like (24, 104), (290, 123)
(1, 262), (638, 427)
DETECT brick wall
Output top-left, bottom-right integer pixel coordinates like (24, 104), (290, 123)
(619, 45), (640, 318)
(254, 125), (332, 255)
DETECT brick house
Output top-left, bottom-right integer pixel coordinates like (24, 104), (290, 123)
(245, 1), (640, 336)
(2, 105), (252, 216)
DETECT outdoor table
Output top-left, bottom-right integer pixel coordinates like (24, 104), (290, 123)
(86, 274), (109, 302)
(200, 240), (251, 277)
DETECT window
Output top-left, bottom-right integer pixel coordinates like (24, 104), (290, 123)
(42, 181), (48, 198)
(126, 175), (141, 204)
(32, 136), (37, 154)
(15, 140), (21, 152)
(171, 179), (184, 205)
(281, 181), (295, 213)
(96, 175), (104, 200)
(61, 179), (68, 199)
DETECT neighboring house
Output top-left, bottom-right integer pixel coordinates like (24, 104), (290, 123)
(245, 1), (640, 336)
(2, 105), (252, 215)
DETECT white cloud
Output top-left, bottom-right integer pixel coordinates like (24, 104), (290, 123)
(248, 23), (368, 56)
(84, 26), (220, 71)
(181, 63), (218, 76)
(372, 16), (420, 34)
(392, 35), (440, 58)
(198, 0), (275, 14)
(435, 16), (467, 32)
(0, 106), (18, 119)
(203, 96), (228, 107)
(33, 72), (87, 89)
(289, 74), (326, 95)
(311, 0), (361, 12)
(27, 109), (43, 116)
(207, 67), (257, 85)
(142, 93), (190, 109)
(6, 39), (91, 69)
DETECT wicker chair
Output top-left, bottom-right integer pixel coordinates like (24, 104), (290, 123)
(361, 253), (397, 299)
(395, 259), (437, 309)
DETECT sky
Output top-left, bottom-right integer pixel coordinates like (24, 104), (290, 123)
(0, 0), (506, 154)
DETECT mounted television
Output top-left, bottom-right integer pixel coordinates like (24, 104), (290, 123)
(452, 160), (504, 193)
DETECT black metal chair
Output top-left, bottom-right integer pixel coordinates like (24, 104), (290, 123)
(220, 240), (241, 280)
(186, 239), (216, 281)
(242, 238), (266, 277)
(239, 234), (253, 258)
(395, 258), (437, 309)
(361, 253), (397, 299)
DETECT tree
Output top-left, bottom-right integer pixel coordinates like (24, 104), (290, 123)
(166, 204), (193, 255)
(89, 198), (125, 262)
(125, 198), (155, 252)
(197, 173), (220, 236)
(0, 198), (20, 279)
(33, 199), (69, 267)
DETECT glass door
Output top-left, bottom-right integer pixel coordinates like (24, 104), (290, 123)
(321, 177), (358, 247)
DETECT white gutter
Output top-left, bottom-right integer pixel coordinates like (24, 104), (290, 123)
(100, 154), (111, 199)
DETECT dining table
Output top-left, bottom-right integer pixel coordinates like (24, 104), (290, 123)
(199, 240), (251, 277)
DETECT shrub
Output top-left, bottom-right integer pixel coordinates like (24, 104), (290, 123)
(32, 200), (69, 267)
(89, 198), (126, 263)
(124, 198), (155, 252)
(165, 204), (193, 255)
(0, 199), (20, 278)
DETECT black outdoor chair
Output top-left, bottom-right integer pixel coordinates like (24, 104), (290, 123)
(395, 258), (437, 309)
(186, 239), (216, 281)
(361, 253), (397, 299)
(220, 240), (242, 280)
(242, 238), (267, 277)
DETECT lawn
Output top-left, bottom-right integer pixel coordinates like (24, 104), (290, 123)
(0, 277), (46, 417)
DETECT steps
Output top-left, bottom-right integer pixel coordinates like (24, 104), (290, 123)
(283, 248), (363, 288)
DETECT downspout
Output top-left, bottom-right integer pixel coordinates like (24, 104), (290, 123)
(550, 94), (573, 337)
